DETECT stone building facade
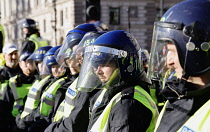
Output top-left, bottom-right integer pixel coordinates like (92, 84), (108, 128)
(0, 0), (183, 51)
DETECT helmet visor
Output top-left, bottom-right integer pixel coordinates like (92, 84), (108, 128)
(147, 22), (179, 84)
(40, 56), (52, 77)
(67, 32), (102, 70)
(56, 33), (84, 67)
(76, 45), (122, 92)
(51, 64), (66, 77)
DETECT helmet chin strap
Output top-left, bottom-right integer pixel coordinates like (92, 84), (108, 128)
(176, 37), (192, 96)
(183, 37), (192, 71)
(181, 37), (192, 81)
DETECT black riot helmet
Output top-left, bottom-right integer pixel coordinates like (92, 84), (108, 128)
(19, 18), (39, 36)
(148, 0), (210, 82)
(77, 30), (142, 92)
(21, 18), (37, 29)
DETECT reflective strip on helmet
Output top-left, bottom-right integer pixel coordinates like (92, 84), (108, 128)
(85, 45), (127, 58)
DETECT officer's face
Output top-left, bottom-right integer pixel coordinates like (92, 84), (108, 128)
(93, 62), (116, 83)
(22, 28), (29, 35)
(51, 64), (66, 77)
(19, 60), (36, 76)
(167, 44), (183, 79)
(4, 50), (19, 68)
(37, 62), (42, 73)
(66, 45), (81, 75)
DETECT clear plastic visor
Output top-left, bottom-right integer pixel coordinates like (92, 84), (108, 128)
(41, 55), (66, 78)
(147, 22), (178, 83)
(67, 32), (101, 69)
(40, 56), (52, 78)
(56, 33), (83, 67)
(76, 45), (123, 92)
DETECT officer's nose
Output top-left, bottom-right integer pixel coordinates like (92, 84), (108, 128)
(167, 51), (175, 67)
(94, 66), (103, 75)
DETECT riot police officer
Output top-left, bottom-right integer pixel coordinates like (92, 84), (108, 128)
(20, 18), (48, 55)
(78, 30), (159, 132)
(1, 51), (37, 131)
(146, 0), (210, 131)
(44, 24), (102, 132)
(15, 46), (52, 132)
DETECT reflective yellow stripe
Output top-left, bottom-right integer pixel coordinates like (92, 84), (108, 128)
(40, 77), (66, 116)
(0, 80), (9, 99)
(90, 92), (121, 132)
(155, 100), (210, 132)
(154, 100), (168, 132)
(90, 86), (159, 132)
(177, 100), (210, 132)
(0, 25), (5, 46)
(9, 75), (32, 117)
(9, 75), (19, 100)
(63, 78), (78, 118)
(28, 34), (48, 51)
(149, 88), (158, 104)
(92, 89), (107, 113)
(21, 77), (46, 118)
(53, 100), (65, 122)
(134, 86), (159, 132)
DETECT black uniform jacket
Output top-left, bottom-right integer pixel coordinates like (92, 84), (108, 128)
(15, 75), (54, 131)
(21, 36), (36, 55)
(44, 89), (100, 132)
(87, 82), (152, 131)
(0, 65), (21, 80)
(45, 71), (153, 132)
(156, 82), (210, 132)
(0, 71), (36, 132)
(28, 74), (75, 132)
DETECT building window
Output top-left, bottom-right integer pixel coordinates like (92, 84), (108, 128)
(66, 8), (68, 19)
(43, 19), (46, 33)
(60, 10), (63, 26)
(109, 7), (120, 25)
(36, 0), (39, 6)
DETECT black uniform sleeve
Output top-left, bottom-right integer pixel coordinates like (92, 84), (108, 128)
(44, 91), (90, 132)
(51, 88), (67, 118)
(0, 83), (16, 131)
(108, 98), (152, 132)
(29, 81), (68, 132)
(2, 85), (14, 110)
(15, 107), (39, 131)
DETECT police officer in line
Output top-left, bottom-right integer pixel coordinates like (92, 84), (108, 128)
(77, 30), (158, 132)
(44, 24), (102, 132)
(0, 43), (20, 96)
(1, 51), (37, 132)
(0, 43), (21, 131)
(45, 31), (105, 132)
(15, 46), (52, 132)
(27, 46), (72, 132)
(146, 0), (210, 131)
(20, 18), (48, 55)
(26, 46), (53, 80)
